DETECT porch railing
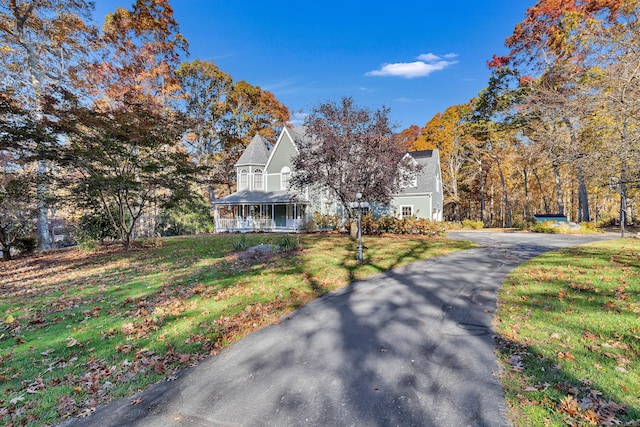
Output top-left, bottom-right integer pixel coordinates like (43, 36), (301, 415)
(216, 217), (304, 232)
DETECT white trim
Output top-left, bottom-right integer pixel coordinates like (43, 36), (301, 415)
(254, 168), (264, 190)
(264, 127), (300, 174)
(400, 205), (414, 218)
(280, 166), (291, 190)
(393, 192), (432, 198)
(239, 168), (248, 190)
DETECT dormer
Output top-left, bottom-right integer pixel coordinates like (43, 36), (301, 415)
(235, 134), (269, 191)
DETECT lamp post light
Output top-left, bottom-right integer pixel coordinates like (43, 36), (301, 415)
(349, 192), (370, 263)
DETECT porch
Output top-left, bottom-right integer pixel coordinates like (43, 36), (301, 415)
(213, 190), (308, 233)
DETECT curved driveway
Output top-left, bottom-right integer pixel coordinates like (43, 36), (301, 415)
(64, 231), (617, 427)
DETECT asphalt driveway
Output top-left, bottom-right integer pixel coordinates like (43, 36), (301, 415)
(62, 231), (617, 427)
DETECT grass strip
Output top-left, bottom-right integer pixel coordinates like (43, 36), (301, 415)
(495, 238), (640, 426)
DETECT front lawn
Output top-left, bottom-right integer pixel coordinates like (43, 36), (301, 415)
(495, 238), (640, 426)
(0, 233), (473, 426)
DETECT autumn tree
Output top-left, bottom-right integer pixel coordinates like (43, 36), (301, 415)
(492, 0), (633, 224)
(0, 90), (41, 259)
(0, 0), (96, 250)
(177, 60), (290, 198)
(48, 90), (195, 250)
(0, 162), (36, 260)
(51, 0), (196, 249)
(87, 0), (187, 105)
(291, 97), (419, 216)
(588, 1), (640, 234)
(395, 124), (421, 151)
(417, 104), (475, 221)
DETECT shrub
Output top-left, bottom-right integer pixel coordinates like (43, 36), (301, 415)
(579, 222), (601, 234)
(232, 235), (247, 251)
(530, 221), (558, 234)
(301, 216), (317, 233)
(15, 236), (37, 255)
(156, 194), (215, 236)
(361, 213), (380, 234)
(461, 219), (484, 230)
(313, 213), (341, 230)
(279, 234), (300, 251)
(361, 215), (445, 236)
(78, 209), (119, 242)
(78, 238), (98, 252)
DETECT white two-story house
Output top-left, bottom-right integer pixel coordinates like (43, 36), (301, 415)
(213, 126), (443, 232)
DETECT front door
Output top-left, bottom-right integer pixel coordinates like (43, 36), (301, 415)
(274, 205), (286, 227)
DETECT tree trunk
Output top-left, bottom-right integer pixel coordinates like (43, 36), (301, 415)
(553, 162), (564, 215)
(36, 161), (52, 251)
(449, 161), (460, 222)
(479, 161), (486, 226)
(620, 162), (627, 238)
(533, 169), (551, 214)
(577, 166), (589, 222)
(523, 167), (530, 219)
(496, 160), (512, 228)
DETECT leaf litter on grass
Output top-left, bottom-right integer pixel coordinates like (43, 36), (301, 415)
(495, 239), (640, 426)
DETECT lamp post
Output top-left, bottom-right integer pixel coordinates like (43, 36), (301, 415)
(349, 192), (370, 263)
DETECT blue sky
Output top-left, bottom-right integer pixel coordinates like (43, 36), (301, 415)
(94, 1), (532, 130)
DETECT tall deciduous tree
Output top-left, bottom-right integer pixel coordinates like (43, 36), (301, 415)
(177, 60), (289, 197)
(589, 1), (640, 233)
(417, 104), (473, 221)
(48, 90), (195, 250)
(52, 0), (196, 249)
(493, 0), (630, 224)
(0, 0), (96, 250)
(88, 0), (187, 106)
(395, 124), (421, 151)
(291, 97), (419, 216)
(0, 90), (41, 259)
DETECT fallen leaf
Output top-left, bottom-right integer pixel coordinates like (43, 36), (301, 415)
(558, 351), (576, 361)
(130, 397), (143, 405)
(5, 315), (14, 324)
(10, 395), (24, 404)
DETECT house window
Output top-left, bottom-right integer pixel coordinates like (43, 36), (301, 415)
(239, 169), (248, 190)
(281, 166), (291, 190)
(254, 169), (263, 190)
(401, 205), (413, 218)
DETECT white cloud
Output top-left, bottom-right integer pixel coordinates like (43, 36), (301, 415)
(395, 97), (426, 103)
(366, 53), (458, 79)
(288, 111), (309, 126)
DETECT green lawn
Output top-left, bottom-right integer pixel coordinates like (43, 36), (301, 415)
(0, 233), (473, 426)
(495, 238), (640, 426)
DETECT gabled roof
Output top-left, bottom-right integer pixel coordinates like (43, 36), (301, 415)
(399, 149), (441, 195)
(236, 134), (269, 167)
(287, 126), (311, 145)
(408, 150), (435, 160)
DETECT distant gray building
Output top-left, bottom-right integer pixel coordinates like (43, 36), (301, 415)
(213, 127), (443, 232)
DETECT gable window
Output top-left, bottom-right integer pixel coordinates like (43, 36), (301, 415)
(281, 166), (291, 190)
(254, 169), (263, 190)
(239, 169), (248, 190)
(401, 205), (413, 219)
